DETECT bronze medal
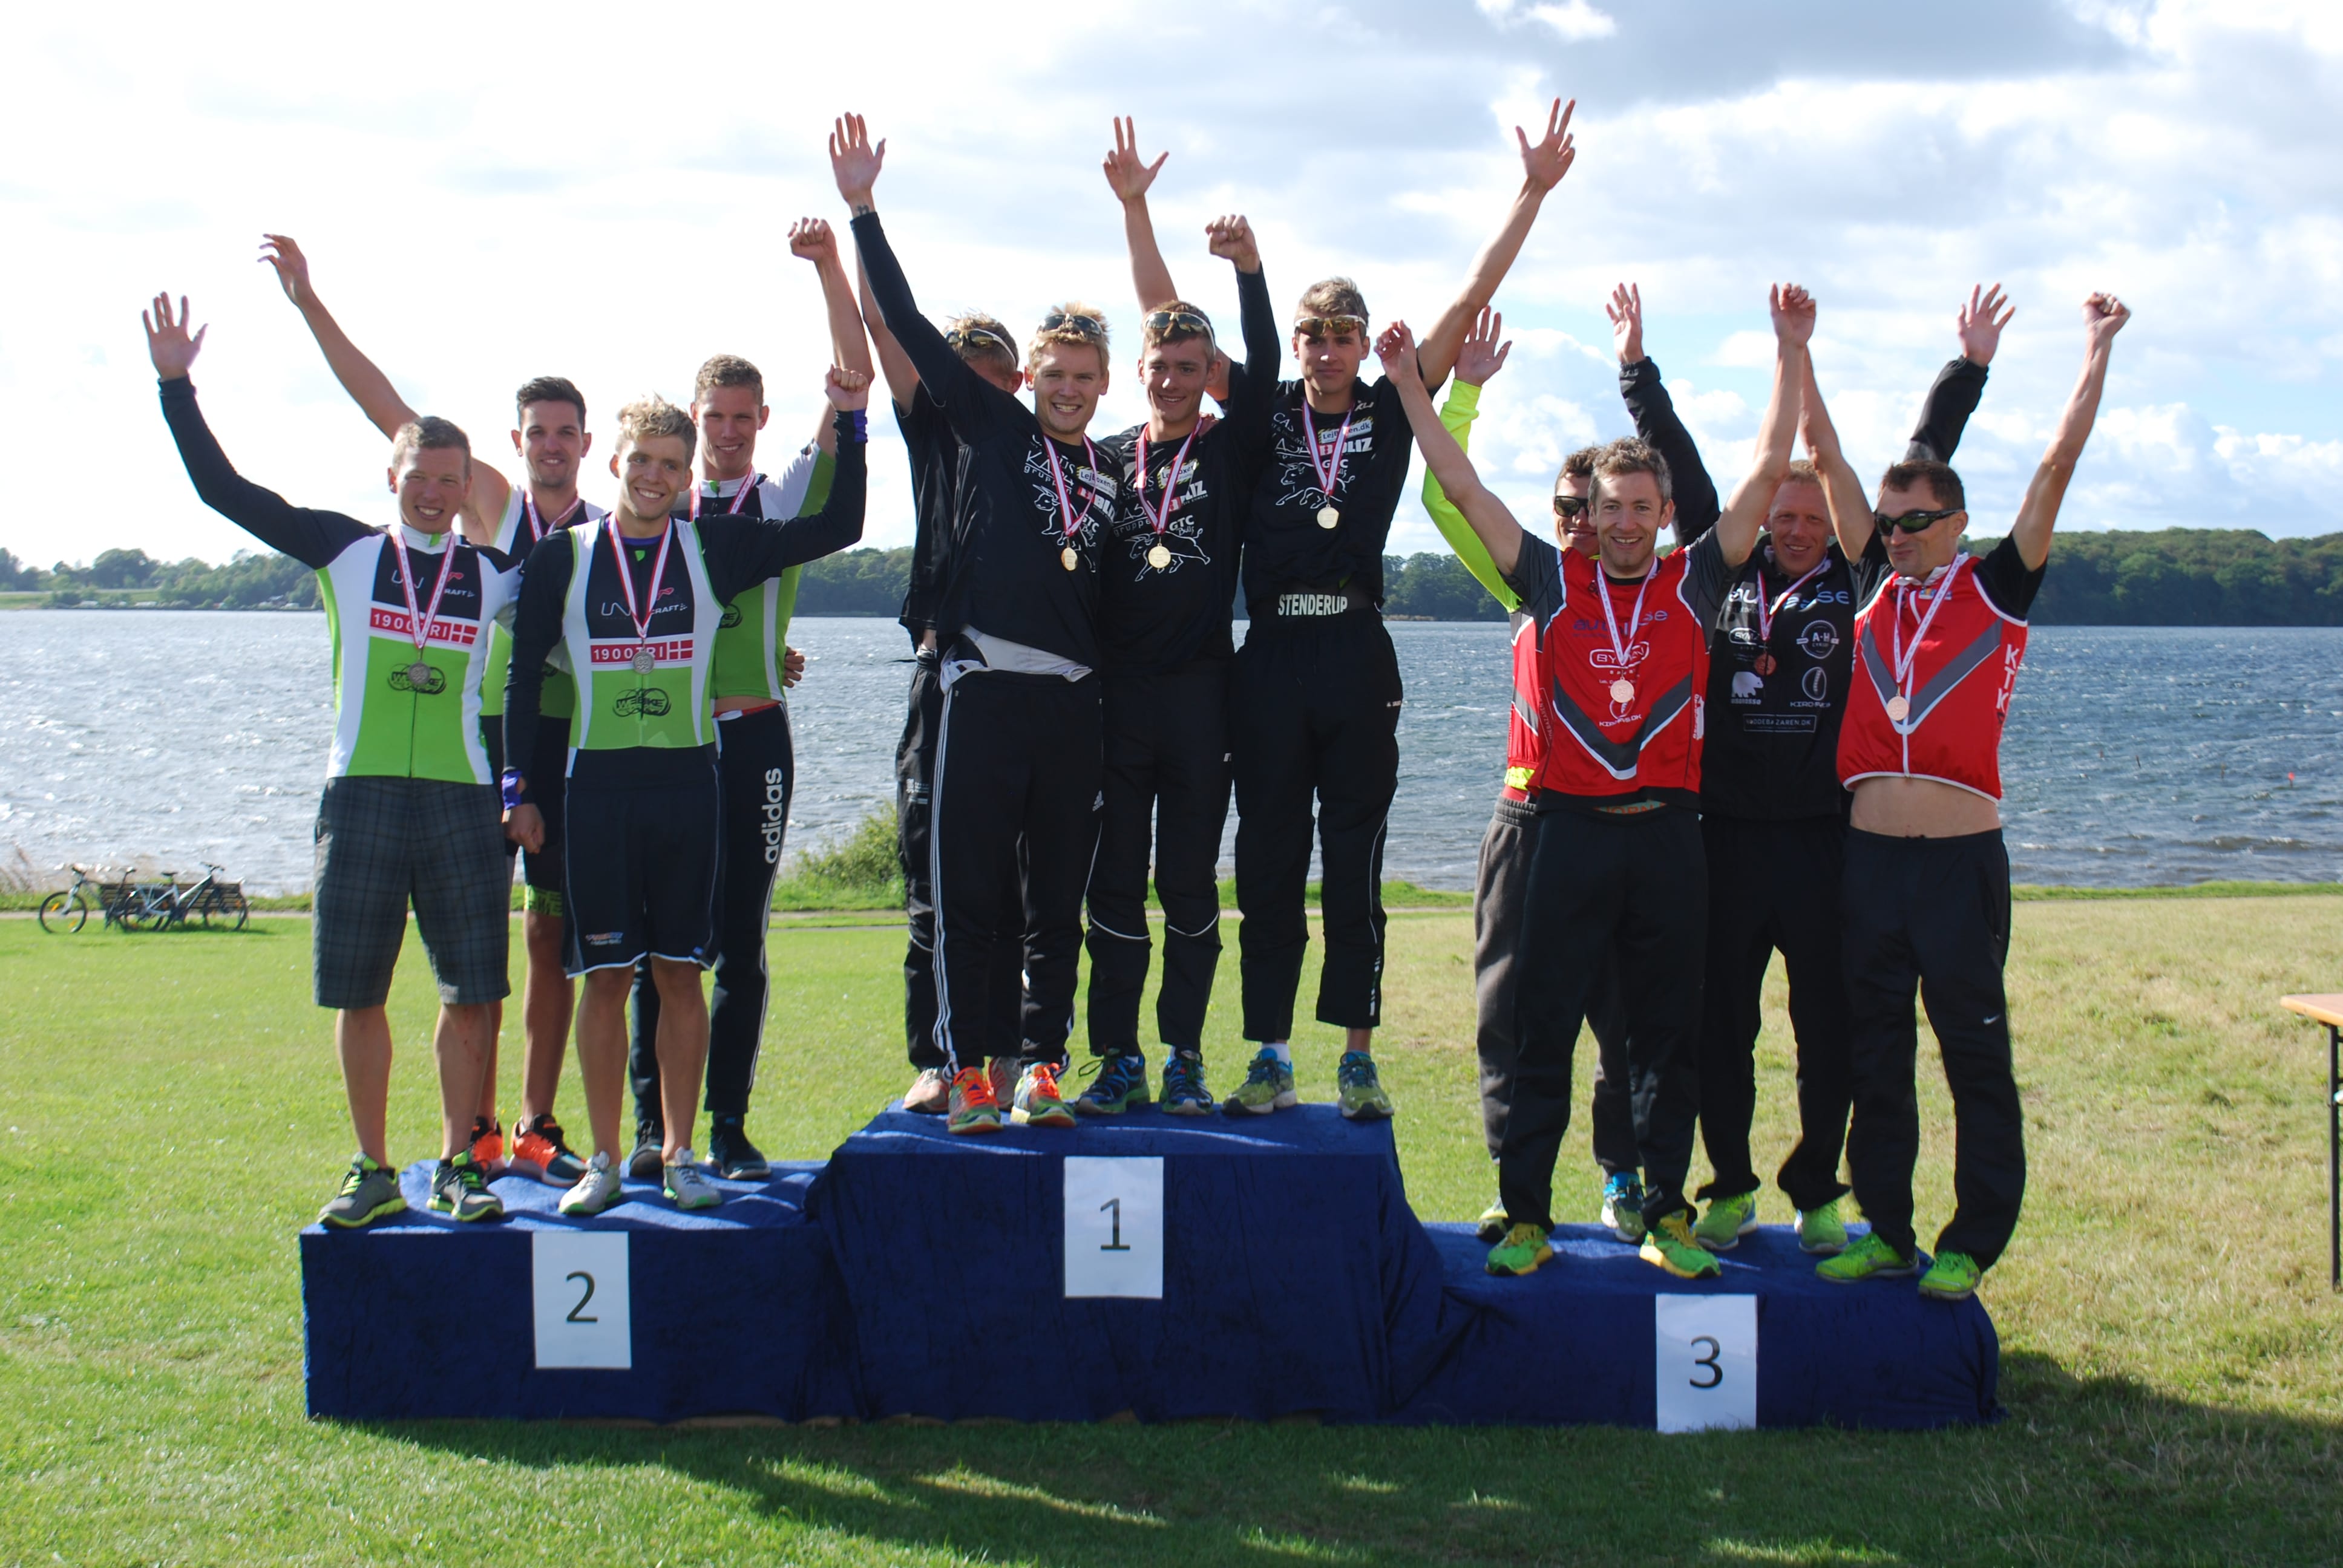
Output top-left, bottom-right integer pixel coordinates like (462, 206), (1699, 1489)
(1753, 652), (1776, 676)
(1610, 679), (1636, 706)
(1885, 694), (1911, 723)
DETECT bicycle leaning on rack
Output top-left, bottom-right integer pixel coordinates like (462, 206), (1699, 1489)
(38, 863), (250, 933)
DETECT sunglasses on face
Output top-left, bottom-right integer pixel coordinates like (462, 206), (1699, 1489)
(1552, 494), (1589, 521)
(1873, 507), (1963, 534)
(1144, 309), (1214, 343)
(1041, 310), (1107, 339)
(1294, 315), (1366, 339)
(946, 325), (1016, 358)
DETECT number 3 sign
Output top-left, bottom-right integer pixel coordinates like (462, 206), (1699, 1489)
(1063, 1157), (1164, 1298)
(532, 1231), (631, 1369)
(1653, 1294), (1756, 1431)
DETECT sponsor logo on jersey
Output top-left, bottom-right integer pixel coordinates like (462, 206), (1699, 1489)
(614, 689), (673, 718)
(1797, 621), (1840, 660)
(589, 636), (695, 665)
(369, 607), (479, 645)
(1731, 670), (1764, 702)
(1801, 667), (1829, 703)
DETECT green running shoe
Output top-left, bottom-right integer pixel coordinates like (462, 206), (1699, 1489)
(1160, 1050), (1214, 1116)
(1797, 1197), (1849, 1256)
(1816, 1230), (1918, 1284)
(1484, 1222), (1554, 1277)
(319, 1154), (405, 1229)
(1918, 1250), (1984, 1301)
(1640, 1210), (1723, 1279)
(1012, 1062), (1078, 1128)
(1476, 1196), (1509, 1245)
(1694, 1189), (1760, 1252)
(1336, 1051), (1394, 1120)
(1072, 1051), (1151, 1116)
(1224, 1050), (1297, 1116)
(428, 1151), (505, 1223)
(1601, 1172), (1646, 1243)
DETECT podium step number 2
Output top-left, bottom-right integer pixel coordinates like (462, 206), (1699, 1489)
(1653, 1293), (1756, 1432)
(532, 1231), (631, 1369)
(1063, 1157), (1164, 1298)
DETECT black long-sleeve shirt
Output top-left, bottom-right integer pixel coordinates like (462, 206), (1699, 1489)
(1099, 265), (1281, 673)
(1237, 368), (1419, 612)
(895, 382), (958, 645)
(503, 411), (865, 789)
(854, 210), (1118, 670)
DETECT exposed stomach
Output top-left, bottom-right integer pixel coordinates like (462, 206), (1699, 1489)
(712, 694), (781, 717)
(1850, 774), (2001, 838)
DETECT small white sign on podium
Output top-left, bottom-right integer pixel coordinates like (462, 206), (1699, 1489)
(1653, 1293), (1757, 1432)
(1063, 1157), (1164, 1299)
(532, 1230), (632, 1369)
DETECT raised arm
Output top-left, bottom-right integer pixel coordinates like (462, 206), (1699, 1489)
(2010, 293), (2129, 570)
(1377, 320), (1527, 578)
(1611, 284), (1722, 542)
(1104, 116), (1179, 311)
(1413, 99), (1575, 390)
(792, 217), (874, 452)
(1799, 354), (1876, 567)
(1709, 285), (1809, 572)
(259, 233), (511, 534)
(856, 255), (922, 408)
(1902, 283), (2011, 463)
(704, 371), (871, 600)
(1421, 309), (1521, 610)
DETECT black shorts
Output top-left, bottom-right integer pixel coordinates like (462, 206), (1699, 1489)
(561, 762), (721, 976)
(312, 774), (510, 1010)
(480, 714), (572, 900)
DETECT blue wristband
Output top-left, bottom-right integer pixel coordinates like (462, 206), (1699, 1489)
(843, 408), (867, 443)
(500, 769), (525, 810)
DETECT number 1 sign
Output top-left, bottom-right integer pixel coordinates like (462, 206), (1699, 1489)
(1063, 1157), (1164, 1298)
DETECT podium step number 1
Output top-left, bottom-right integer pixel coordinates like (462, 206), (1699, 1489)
(1063, 1157), (1164, 1298)
(1653, 1294), (1756, 1432)
(532, 1231), (631, 1369)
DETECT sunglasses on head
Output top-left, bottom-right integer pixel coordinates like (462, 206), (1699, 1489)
(1873, 506), (1962, 534)
(1552, 494), (1589, 521)
(1144, 307), (1214, 343)
(1041, 310), (1107, 339)
(1294, 314), (1366, 339)
(946, 325), (1016, 358)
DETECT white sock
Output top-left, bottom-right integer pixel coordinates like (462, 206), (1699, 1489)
(1265, 1040), (1292, 1063)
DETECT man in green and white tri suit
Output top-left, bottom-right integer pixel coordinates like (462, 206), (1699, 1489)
(147, 293), (519, 1229)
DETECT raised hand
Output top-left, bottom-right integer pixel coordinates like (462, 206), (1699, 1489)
(1607, 281), (1644, 365)
(1375, 320), (1420, 381)
(1103, 116), (1168, 203)
(258, 234), (313, 307)
(1205, 214), (1260, 272)
(829, 114), (885, 206)
(1455, 306), (1512, 387)
(788, 217), (839, 266)
(1957, 284), (2015, 366)
(825, 364), (873, 412)
(1516, 97), (1577, 192)
(143, 292), (206, 379)
(2083, 291), (2131, 350)
(1770, 283), (1816, 347)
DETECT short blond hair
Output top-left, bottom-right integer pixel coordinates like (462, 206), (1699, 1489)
(1028, 300), (1112, 371)
(615, 395), (697, 462)
(390, 415), (471, 473)
(1293, 277), (1369, 330)
(945, 314), (1020, 377)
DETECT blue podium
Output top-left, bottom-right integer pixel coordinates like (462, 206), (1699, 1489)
(301, 1105), (1999, 1429)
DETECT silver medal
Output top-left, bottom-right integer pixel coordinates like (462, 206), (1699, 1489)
(407, 661), (432, 688)
(631, 647), (656, 674)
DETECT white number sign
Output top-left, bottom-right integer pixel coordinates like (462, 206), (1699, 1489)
(1062, 1156), (1164, 1299)
(531, 1230), (631, 1369)
(1653, 1293), (1757, 1432)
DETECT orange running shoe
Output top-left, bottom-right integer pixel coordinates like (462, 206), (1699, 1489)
(468, 1116), (507, 1177)
(948, 1066), (1003, 1135)
(1011, 1062), (1077, 1128)
(510, 1115), (588, 1184)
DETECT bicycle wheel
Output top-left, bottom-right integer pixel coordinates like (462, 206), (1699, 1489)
(227, 890), (250, 930)
(37, 889), (91, 934)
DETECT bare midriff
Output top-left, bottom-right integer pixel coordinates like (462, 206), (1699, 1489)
(713, 694), (780, 717)
(1850, 775), (2001, 838)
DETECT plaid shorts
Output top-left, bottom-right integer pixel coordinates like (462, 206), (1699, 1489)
(312, 774), (511, 1010)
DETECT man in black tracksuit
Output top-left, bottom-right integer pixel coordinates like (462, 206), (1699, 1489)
(1613, 282), (2005, 1252)
(839, 116), (1116, 1132)
(1073, 218), (1281, 1118)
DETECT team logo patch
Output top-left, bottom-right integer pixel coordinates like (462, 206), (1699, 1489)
(615, 689), (673, 717)
(1731, 671), (1764, 701)
(1801, 667), (1829, 702)
(1797, 622), (1839, 660)
(720, 603), (744, 630)
(388, 664), (448, 695)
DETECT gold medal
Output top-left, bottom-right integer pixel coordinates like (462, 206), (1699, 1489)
(1061, 546), (1080, 572)
(1317, 505), (1340, 529)
(1147, 543), (1172, 570)
(1885, 694), (1911, 723)
(1610, 679), (1636, 706)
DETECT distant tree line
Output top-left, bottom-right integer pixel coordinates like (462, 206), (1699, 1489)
(13, 531), (2343, 624)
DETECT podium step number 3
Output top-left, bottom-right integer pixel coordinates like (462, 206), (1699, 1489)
(532, 1231), (631, 1369)
(1063, 1157), (1164, 1298)
(1653, 1293), (1756, 1432)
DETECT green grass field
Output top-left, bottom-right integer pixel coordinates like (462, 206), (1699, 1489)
(4, 898), (2342, 1566)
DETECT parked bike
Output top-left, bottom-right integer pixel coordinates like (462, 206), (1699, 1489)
(39, 863), (250, 933)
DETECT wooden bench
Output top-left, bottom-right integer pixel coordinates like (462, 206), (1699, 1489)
(2278, 993), (2343, 1290)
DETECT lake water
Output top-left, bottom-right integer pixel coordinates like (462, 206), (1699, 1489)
(1, 612), (2336, 893)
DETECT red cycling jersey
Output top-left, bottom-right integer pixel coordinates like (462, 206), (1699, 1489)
(1522, 545), (1712, 802)
(1838, 553), (2030, 801)
(1502, 612), (1542, 802)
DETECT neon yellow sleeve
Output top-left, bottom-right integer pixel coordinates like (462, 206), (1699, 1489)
(1421, 379), (1521, 613)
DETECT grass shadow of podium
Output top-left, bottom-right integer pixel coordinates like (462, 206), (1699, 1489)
(370, 1349), (2341, 1567)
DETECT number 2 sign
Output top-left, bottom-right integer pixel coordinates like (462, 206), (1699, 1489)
(1063, 1157), (1164, 1298)
(1653, 1294), (1757, 1431)
(532, 1230), (631, 1369)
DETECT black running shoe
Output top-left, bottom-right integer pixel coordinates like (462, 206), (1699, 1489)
(626, 1122), (665, 1181)
(707, 1116), (770, 1181)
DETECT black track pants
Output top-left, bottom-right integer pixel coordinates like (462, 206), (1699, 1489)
(630, 702), (792, 1123)
(1086, 660), (1233, 1056)
(1696, 812), (1856, 1212)
(1231, 611), (1401, 1041)
(899, 652), (1023, 1071)
(931, 670), (1103, 1072)
(1499, 807), (1706, 1232)
(1840, 827), (2025, 1269)
(1472, 797), (1637, 1172)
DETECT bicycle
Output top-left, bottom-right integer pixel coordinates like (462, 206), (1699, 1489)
(122, 863), (252, 932)
(37, 864), (111, 933)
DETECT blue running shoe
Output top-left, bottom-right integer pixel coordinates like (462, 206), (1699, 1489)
(1161, 1050), (1214, 1116)
(1073, 1051), (1151, 1116)
(1336, 1051), (1394, 1120)
(1602, 1172), (1646, 1243)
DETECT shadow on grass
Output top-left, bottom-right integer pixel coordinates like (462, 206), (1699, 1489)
(373, 1351), (2342, 1567)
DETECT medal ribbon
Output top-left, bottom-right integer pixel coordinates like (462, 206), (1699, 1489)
(387, 529), (457, 662)
(606, 519), (677, 664)
(689, 471), (762, 520)
(1754, 555), (1831, 645)
(519, 491), (583, 545)
(1133, 425), (1200, 543)
(1044, 436), (1101, 548)
(1889, 555), (1967, 714)
(1594, 564), (1656, 691)
(1299, 398), (1356, 506)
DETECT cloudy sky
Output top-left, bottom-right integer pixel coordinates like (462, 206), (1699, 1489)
(6, 0), (2338, 570)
